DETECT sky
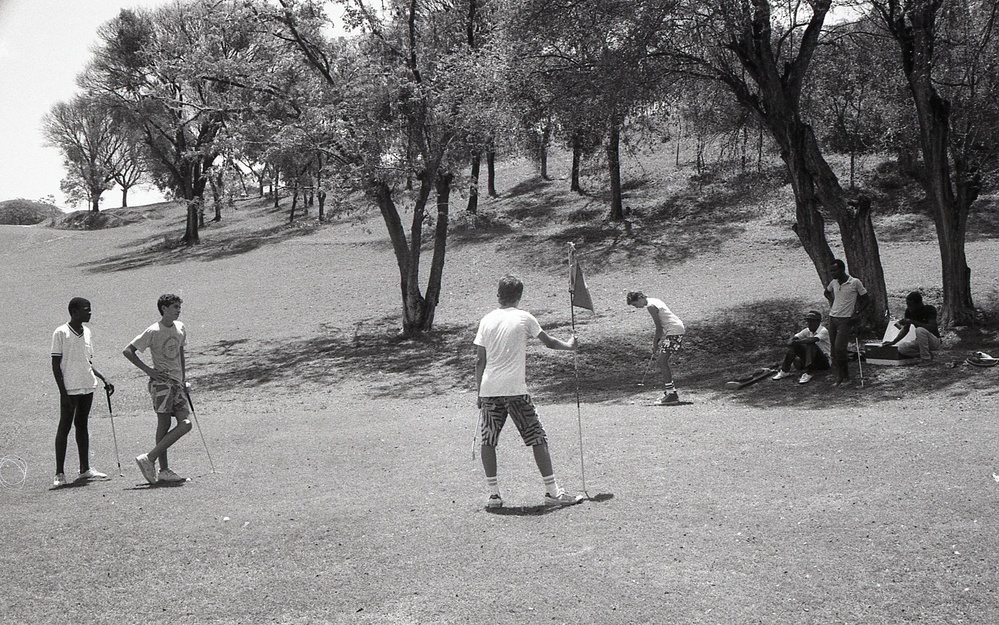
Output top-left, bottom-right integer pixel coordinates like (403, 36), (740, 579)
(0, 0), (169, 210)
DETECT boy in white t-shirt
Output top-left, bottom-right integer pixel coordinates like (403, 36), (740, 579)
(123, 294), (191, 485)
(474, 275), (581, 509)
(51, 297), (113, 487)
(627, 291), (686, 405)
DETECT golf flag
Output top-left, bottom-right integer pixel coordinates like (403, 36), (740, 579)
(568, 243), (594, 311)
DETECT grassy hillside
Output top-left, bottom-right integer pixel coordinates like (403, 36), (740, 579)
(1, 149), (998, 625)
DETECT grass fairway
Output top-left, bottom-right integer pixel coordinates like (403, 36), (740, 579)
(2, 157), (999, 624)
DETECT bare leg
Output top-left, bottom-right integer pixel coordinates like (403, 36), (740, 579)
(532, 443), (554, 477)
(148, 414), (192, 470)
(657, 352), (674, 387)
(480, 444), (497, 477)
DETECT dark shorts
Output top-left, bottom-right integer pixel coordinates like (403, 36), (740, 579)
(479, 395), (548, 447)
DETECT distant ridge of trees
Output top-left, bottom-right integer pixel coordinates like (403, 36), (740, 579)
(0, 199), (61, 226)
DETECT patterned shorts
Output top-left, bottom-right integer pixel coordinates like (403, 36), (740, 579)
(148, 380), (191, 417)
(478, 395), (548, 447)
(657, 334), (684, 358)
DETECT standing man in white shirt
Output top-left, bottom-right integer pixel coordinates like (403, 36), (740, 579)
(824, 259), (871, 386)
(474, 275), (581, 509)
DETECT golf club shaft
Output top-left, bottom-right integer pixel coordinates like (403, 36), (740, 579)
(185, 389), (217, 473)
(105, 388), (124, 476)
(639, 351), (656, 386)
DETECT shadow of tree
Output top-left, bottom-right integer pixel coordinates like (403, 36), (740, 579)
(85, 220), (325, 273)
(189, 297), (999, 410)
(193, 317), (477, 399)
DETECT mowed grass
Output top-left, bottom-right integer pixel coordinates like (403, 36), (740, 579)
(2, 151), (999, 625)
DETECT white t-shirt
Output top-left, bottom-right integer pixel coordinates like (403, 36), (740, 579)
(794, 325), (831, 359)
(130, 321), (187, 383)
(646, 297), (685, 335)
(51, 323), (97, 395)
(826, 276), (867, 318)
(474, 307), (543, 397)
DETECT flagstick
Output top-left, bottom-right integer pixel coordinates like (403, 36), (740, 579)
(569, 277), (589, 499)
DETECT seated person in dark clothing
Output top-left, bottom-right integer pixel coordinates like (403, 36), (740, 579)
(883, 291), (941, 361)
(772, 310), (831, 385)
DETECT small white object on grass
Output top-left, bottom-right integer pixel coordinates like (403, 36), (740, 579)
(223, 516), (230, 522)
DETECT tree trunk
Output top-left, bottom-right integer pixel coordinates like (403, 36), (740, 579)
(607, 121), (624, 221)
(273, 170), (280, 208)
(467, 152), (480, 214)
(884, 3), (978, 326)
(539, 123), (551, 180)
(571, 136), (582, 193)
(90, 194), (101, 213)
(423, 172), (453, 331)
(486, 150), (497, 197)
(121, 187), (129, 208)
(210, 172), (223, 222)
(717, 0), (888, 332)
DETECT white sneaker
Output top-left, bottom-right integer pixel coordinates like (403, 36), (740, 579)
(485, 494), (503, 509)
(798, 372), (813, 384)
(78, 468), (108, 481)
(53, 473), (67, 487)
(157, 468), (186, 483)
(135, 454), (157, 484)
(545, 491), (584, 506)
(772, 370), (792, 380)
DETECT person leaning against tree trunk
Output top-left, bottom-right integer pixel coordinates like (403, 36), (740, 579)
(824, 259), (871, 386)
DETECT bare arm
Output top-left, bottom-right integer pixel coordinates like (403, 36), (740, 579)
(854, 292), (872, 317)
(537, 330), (577, 351)
(647, 305), (664, 348)
(51, 355), (67, 396)
(475, 346), (486, 395)
(91, 364), (113, 392)
(123, 344), (168, 383)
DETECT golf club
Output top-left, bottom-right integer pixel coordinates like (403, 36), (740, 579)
(855, 336), (865, 388)
(104, 385), (124, 477)
(638, 351), (656, 387)
(184, 386), (217, 474)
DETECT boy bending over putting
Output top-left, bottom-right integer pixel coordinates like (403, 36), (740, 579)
(627, 291), (686, 405)
(474, 275), (581, 509)
(123, 294), (191, 484)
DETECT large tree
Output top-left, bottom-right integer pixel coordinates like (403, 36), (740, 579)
(870, 0), (999, 325)
(42, 95), (117, 212)
(506, 0), (677, 220)
(669, 0), (889, 330)
(84, 0), (294, 244)
(263, 0), (492, 335)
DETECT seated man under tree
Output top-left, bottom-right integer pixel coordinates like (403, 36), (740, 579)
(883, 291), (941, 362)
(772, 310), (831, 385)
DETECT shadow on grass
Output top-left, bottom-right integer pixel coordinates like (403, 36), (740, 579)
(485, 494), (610, 517)
(86, 220), (325, 273)
(190, 297), (999, 408)
(193, 317), (476, 399)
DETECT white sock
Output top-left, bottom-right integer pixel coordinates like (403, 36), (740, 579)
(486, 476), (500, 497)
(543, 474), (560, 497)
